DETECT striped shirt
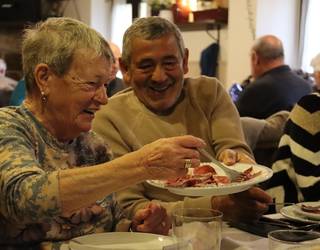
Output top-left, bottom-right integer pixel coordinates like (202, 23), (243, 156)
(266, 93), (320, 203)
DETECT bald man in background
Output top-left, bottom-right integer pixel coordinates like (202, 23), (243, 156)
(235, 35), (312, 119)
(107, 41), (127, 97)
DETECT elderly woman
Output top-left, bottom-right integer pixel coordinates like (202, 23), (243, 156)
(0, 17), (204, 249)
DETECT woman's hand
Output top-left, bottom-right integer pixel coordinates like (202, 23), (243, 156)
(212, 187), (272, 222)
(138, 135), (206, 180)
(218, 149), (255, 165)
(131, 203), (171, 235)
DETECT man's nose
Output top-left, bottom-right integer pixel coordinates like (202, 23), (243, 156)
(151, 65), (167, 82)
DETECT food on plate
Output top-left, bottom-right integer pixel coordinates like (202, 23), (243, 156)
(301, 204), (320, 214)
(193, 164), (216, 175)
(166, 164), (261, 188)
(235, 166), (262, 182)
(166, 164), (229, 187)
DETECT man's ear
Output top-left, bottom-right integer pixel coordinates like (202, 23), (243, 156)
(34, 63), (51, 94)
(119, 57), (131, 85)
(251, 51), (259, 66)
(182, 48), (189, 74)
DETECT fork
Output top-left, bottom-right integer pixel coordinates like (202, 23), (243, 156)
(198, 148), (242, 182)
(258, 217), (320, 230)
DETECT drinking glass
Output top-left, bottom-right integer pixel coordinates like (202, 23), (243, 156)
(172, 208), (223, 250)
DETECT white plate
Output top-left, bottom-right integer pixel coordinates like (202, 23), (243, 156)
(68, 232), (175, 250)
(280, 204), (320, 224)
(292, 201), (320, 221)
(147, 162), (273, 196)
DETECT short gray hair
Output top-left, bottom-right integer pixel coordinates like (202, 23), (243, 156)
(121, 16), (185, 67)
(252, 35), (284, 61)
(22, 17), (113, 92)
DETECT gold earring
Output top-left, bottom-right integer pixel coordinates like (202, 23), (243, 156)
(41, 91), (47, 103)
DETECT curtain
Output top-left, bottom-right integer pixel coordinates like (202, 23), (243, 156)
(300, 0), (320, 72)
(297, 0), (308, 69)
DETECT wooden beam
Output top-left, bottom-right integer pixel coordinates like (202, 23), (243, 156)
(127, 0), (140, 20)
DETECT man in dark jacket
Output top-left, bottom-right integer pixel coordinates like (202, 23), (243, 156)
(235, 35), (312, 119)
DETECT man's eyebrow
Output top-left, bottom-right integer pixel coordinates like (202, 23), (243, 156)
(138, 55), (177, 62)
(164, 55), (177, 58)
(138, 57), (153, 62)
(163, 55), (178, 60)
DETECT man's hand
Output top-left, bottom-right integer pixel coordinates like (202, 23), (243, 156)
(218, 149), (255, 165)
(212, 187), (272, 222)
(131, 203), (171, 235)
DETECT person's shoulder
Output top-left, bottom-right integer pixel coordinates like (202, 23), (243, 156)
(288, 93), (320, 135)
(185, 75), (223, 93)
(0, 106), (30, 133)
(186, 75), (221, 85)
(110, 86), (133, 98)
(0, 106), (21, 120)
(185, 76), (228, 109)
(251, 73), (273, 86)
(296, 92), (320, 112)
(277, 65), (311, 84)
(95, 87), (136, 121)
(240, 77), (268, 94)
(105, 87), (134, 107)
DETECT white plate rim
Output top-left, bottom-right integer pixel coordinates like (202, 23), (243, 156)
(280, 204), (320, 224)
(69, 232), (175, 250)
(146, 162), (273, 196)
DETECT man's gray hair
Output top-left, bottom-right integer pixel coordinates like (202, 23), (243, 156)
(252, 35), (284, 61)
(121, 16), (185, 67)
(22, 17), (113, 92)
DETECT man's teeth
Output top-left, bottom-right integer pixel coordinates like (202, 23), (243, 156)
(150, 85), (170, 92)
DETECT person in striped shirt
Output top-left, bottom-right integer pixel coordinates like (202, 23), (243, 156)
(266, 92), (320, 203)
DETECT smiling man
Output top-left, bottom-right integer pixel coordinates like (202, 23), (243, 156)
(93, 16), (272, 222)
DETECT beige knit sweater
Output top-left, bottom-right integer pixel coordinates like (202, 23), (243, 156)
(93, 76), (252, 218)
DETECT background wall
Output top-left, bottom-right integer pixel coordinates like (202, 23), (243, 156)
(181, 27), (228, 83)
(226, 0), (301, 88)
(63, 0), (301, 88)
(64, 0), (91, 26)
(255, 0), (300, 68)
(0, 0), (301, 88)
(226, 0), (256, 87)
